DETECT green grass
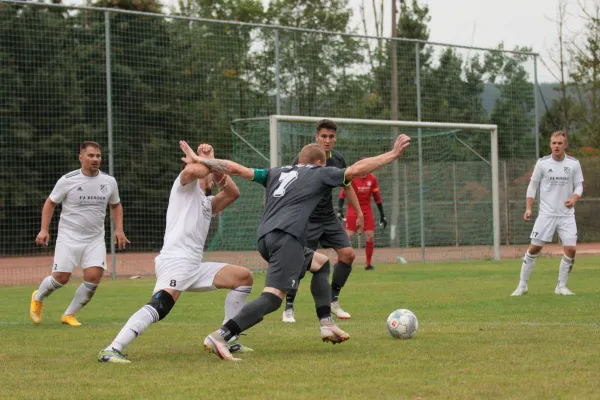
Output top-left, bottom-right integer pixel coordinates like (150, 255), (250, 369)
(2, 256), (600, 399)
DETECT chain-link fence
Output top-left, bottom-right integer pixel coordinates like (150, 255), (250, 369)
(1, 0), (598, 284)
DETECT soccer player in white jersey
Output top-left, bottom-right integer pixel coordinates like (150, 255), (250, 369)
(98, 143), (254, 364)
(29, 141), (129, 326)
(511, 131), (584, 296)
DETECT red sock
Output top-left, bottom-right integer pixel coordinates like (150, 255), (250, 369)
(366, 241), (374, 266)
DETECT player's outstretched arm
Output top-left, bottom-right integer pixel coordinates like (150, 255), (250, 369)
(179, 140), (254, 180)
(345, 134), (411, 181)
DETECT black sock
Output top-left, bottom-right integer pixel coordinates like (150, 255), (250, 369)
(331, 261), (352, 302)
(218, 320), (241, 341)
(285, 289), (298, 310)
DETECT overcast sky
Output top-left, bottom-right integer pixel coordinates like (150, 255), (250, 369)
(351, 0), (587, 82)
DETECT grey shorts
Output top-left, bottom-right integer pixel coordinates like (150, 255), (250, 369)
(258, 230), (314, 291)
(306, 216), (351, 251)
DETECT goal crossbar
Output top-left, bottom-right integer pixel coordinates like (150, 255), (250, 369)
(268, 115), (501, 261)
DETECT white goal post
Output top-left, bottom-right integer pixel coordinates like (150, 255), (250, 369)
(268, 115), (501, 261)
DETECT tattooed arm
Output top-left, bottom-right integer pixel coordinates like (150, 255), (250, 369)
(179, 141), (255, 180)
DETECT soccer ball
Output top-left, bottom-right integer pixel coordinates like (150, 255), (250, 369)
(386, 309), (418, 339)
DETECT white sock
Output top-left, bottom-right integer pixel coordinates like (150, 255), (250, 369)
(64, 281), (98, 316)
(35, 276), (63, 301)
(519, 251), (538, 287)
(223, 286), (252, 324)
(558, 254), (574, 287)
(108, 305), (158, 352)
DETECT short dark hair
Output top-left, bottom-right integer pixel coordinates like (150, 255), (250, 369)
(316, 119), (337, 133)
(299, 143), (326, 164)
(80, 141), (102, 152)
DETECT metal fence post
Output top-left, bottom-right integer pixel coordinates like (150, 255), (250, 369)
(415, 42), (425, 262)
(105, 11), (116, 280)
(533, 54), (540, 159)
(274, 29), (281, 115)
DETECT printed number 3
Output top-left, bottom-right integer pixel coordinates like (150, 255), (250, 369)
(273, 171), (298, 197)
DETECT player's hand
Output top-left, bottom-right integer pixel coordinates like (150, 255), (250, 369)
(392, 134), (411, 158)
(35, 230), (50, 246)
(564, 198), (576, 208)
(337, 212), (345, 222)
(523, 209), (532, 221)
(356, 214), (364, 234)
(114, 230), (130, 250)
(197, 144), (214, 159)
(179, 140), (200, 164)
(380, 216), (388, 229)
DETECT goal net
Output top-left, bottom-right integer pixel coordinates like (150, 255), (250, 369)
(216, 115), (500, 262)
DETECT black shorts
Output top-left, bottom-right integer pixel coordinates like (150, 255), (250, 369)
(306, 216), (351, 251)
(258, 230), (314, 291)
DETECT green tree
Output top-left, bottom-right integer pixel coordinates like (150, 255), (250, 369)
(485, 44), (536, 159)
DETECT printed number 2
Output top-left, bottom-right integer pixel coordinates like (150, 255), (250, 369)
(273, 171), (298, 197)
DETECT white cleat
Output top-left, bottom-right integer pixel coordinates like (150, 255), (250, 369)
(555, 286), (575, 296)
(511, 286), (528, 296)
(320, 323), (350, 344)
(282, 309), (296, 323)
(203, 332), (241, 361)
(331, 302), (351, 319)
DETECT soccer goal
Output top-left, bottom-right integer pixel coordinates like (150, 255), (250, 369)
(226, 115), (500, 262)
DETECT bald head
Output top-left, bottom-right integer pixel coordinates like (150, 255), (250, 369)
(298, 143), (326, 165)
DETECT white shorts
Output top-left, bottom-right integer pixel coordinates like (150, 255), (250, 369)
(153, 256), (227, 293)
(530, 215), (578, 246)
(53, 238), (107, 273)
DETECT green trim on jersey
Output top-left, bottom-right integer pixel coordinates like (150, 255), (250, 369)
(343, 170), (352, 186)
(252, 168), (268, 185)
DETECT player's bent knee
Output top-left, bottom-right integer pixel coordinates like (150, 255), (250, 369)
(148, 290), (175, 321)
(337, 247), (355, 264)
(312, 260), (330, 276)
(52, 272), (71, 285)
(310, 252), (329, 272)
(528, 244), (543, 255)
(261, 292), (283, 313)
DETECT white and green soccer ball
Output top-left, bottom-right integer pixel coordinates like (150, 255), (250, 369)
(386, 309), (418, 339)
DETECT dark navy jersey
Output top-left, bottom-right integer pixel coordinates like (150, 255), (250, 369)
(253, 165), (348, 244)
(292, 149), (347, 222)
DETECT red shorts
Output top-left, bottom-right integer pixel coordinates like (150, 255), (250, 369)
(345, 213), (375, 232)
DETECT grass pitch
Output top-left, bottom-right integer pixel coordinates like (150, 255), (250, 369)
(2, 256), (600, 399)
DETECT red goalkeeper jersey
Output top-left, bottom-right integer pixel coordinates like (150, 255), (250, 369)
(340, 174), (381, 216)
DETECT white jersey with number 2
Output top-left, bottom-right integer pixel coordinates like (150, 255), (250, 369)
(530, 155), (584, 217)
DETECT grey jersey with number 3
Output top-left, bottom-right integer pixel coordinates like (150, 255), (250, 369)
(256, 165), (347, 244)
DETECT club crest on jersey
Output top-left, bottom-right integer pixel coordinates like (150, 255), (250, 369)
(367, 181), (372, 186)
(564, 167), (571, 174)
(100, 184), (108, 193)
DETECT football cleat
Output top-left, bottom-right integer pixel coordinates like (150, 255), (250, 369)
(364, 265), (375, 271)
(555, 286), (575, 295)
(203, 332), (241, 361)
(331, 302), (351, 319)
(320, 323), (350, 344)
(510, 286), (528, 296)
(98, 348), (131, 364)
(282, 308), (296, 323)
(30, 290), (43, 324)
(228, 336), (254, 354)
(61, 314), (82, 326)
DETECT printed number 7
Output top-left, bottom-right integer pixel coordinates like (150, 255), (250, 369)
(273, 171), (298, 197)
